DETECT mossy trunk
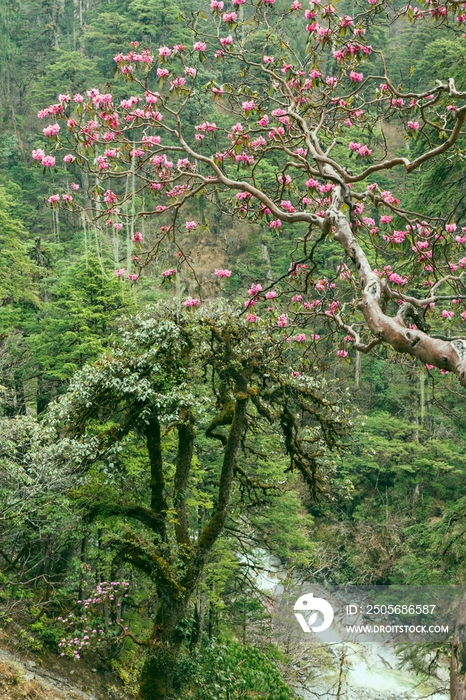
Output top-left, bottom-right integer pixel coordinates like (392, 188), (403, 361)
(137, 642), (182, 700)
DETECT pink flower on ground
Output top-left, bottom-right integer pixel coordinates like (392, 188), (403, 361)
(184, 297), (200, 307)
(277, 314), (288, 328)
(185, 220), (197, 230)
(214, 269), (232, 277)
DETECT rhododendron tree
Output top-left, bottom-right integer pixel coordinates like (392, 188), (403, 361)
(50, 300), (348, 698)
(32, 0), (466, 392)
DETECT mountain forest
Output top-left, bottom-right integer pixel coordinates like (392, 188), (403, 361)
(0, 0), (466, 699)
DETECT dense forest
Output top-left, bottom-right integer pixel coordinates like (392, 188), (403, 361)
(0, 0), (466, 699)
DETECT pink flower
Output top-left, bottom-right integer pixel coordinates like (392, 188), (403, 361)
(247, 314), (258, 323)
(62, 194), (73, 203)
(277, 314), (288, 328)
(41, 155), (56, 167)
(442, 310), (454, 319)
(242, 100), (255, 111)
(310, 334), (320, 341)
(214, 269), (232, 277)
(115, 268), (126, 277)
(265, 290), (277, 299)
(63, 154), (75, 163)
(357, 145), (372, 157)
(48, 194), (60, 204)
(349, 71), (363, 83)
(71, 182), (80, 190)
(425, 364), (435, 370)
(294, 333), (306, 342)
(32, 148), (45, 161)
(184, 297), (200, 307)
(263, 56), (274, 64)
(461, 311), (466, 320)
(270, 220), (282, 229)
(159, 46), (172, 57)
(132, 231), (143, 243)
(337, 350), (348, 358)
(104, 190), (118, 204)
(248, 283), (262, 296)
(43, 123), (60, 137)
(127, 273), (139, 281)
(185, 220), (197, 230)
(211, 0), (224, 8)
(380, 215), (393, 224)
(194, 42), (207, 51)
(407, 121), (419, 131)
(445, 223), (457, 233)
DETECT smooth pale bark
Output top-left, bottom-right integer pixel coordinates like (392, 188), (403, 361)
(329, 198), (466, 387)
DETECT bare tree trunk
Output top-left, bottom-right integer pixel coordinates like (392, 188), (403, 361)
(451, 592), (466, 700)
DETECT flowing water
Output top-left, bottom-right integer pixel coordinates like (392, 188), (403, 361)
(248, 552), (449, 700)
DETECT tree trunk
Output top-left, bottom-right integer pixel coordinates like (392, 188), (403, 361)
(137, 643), (181, 700)
(451, 592), (466, 700)
(137, 599), (187, 700)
